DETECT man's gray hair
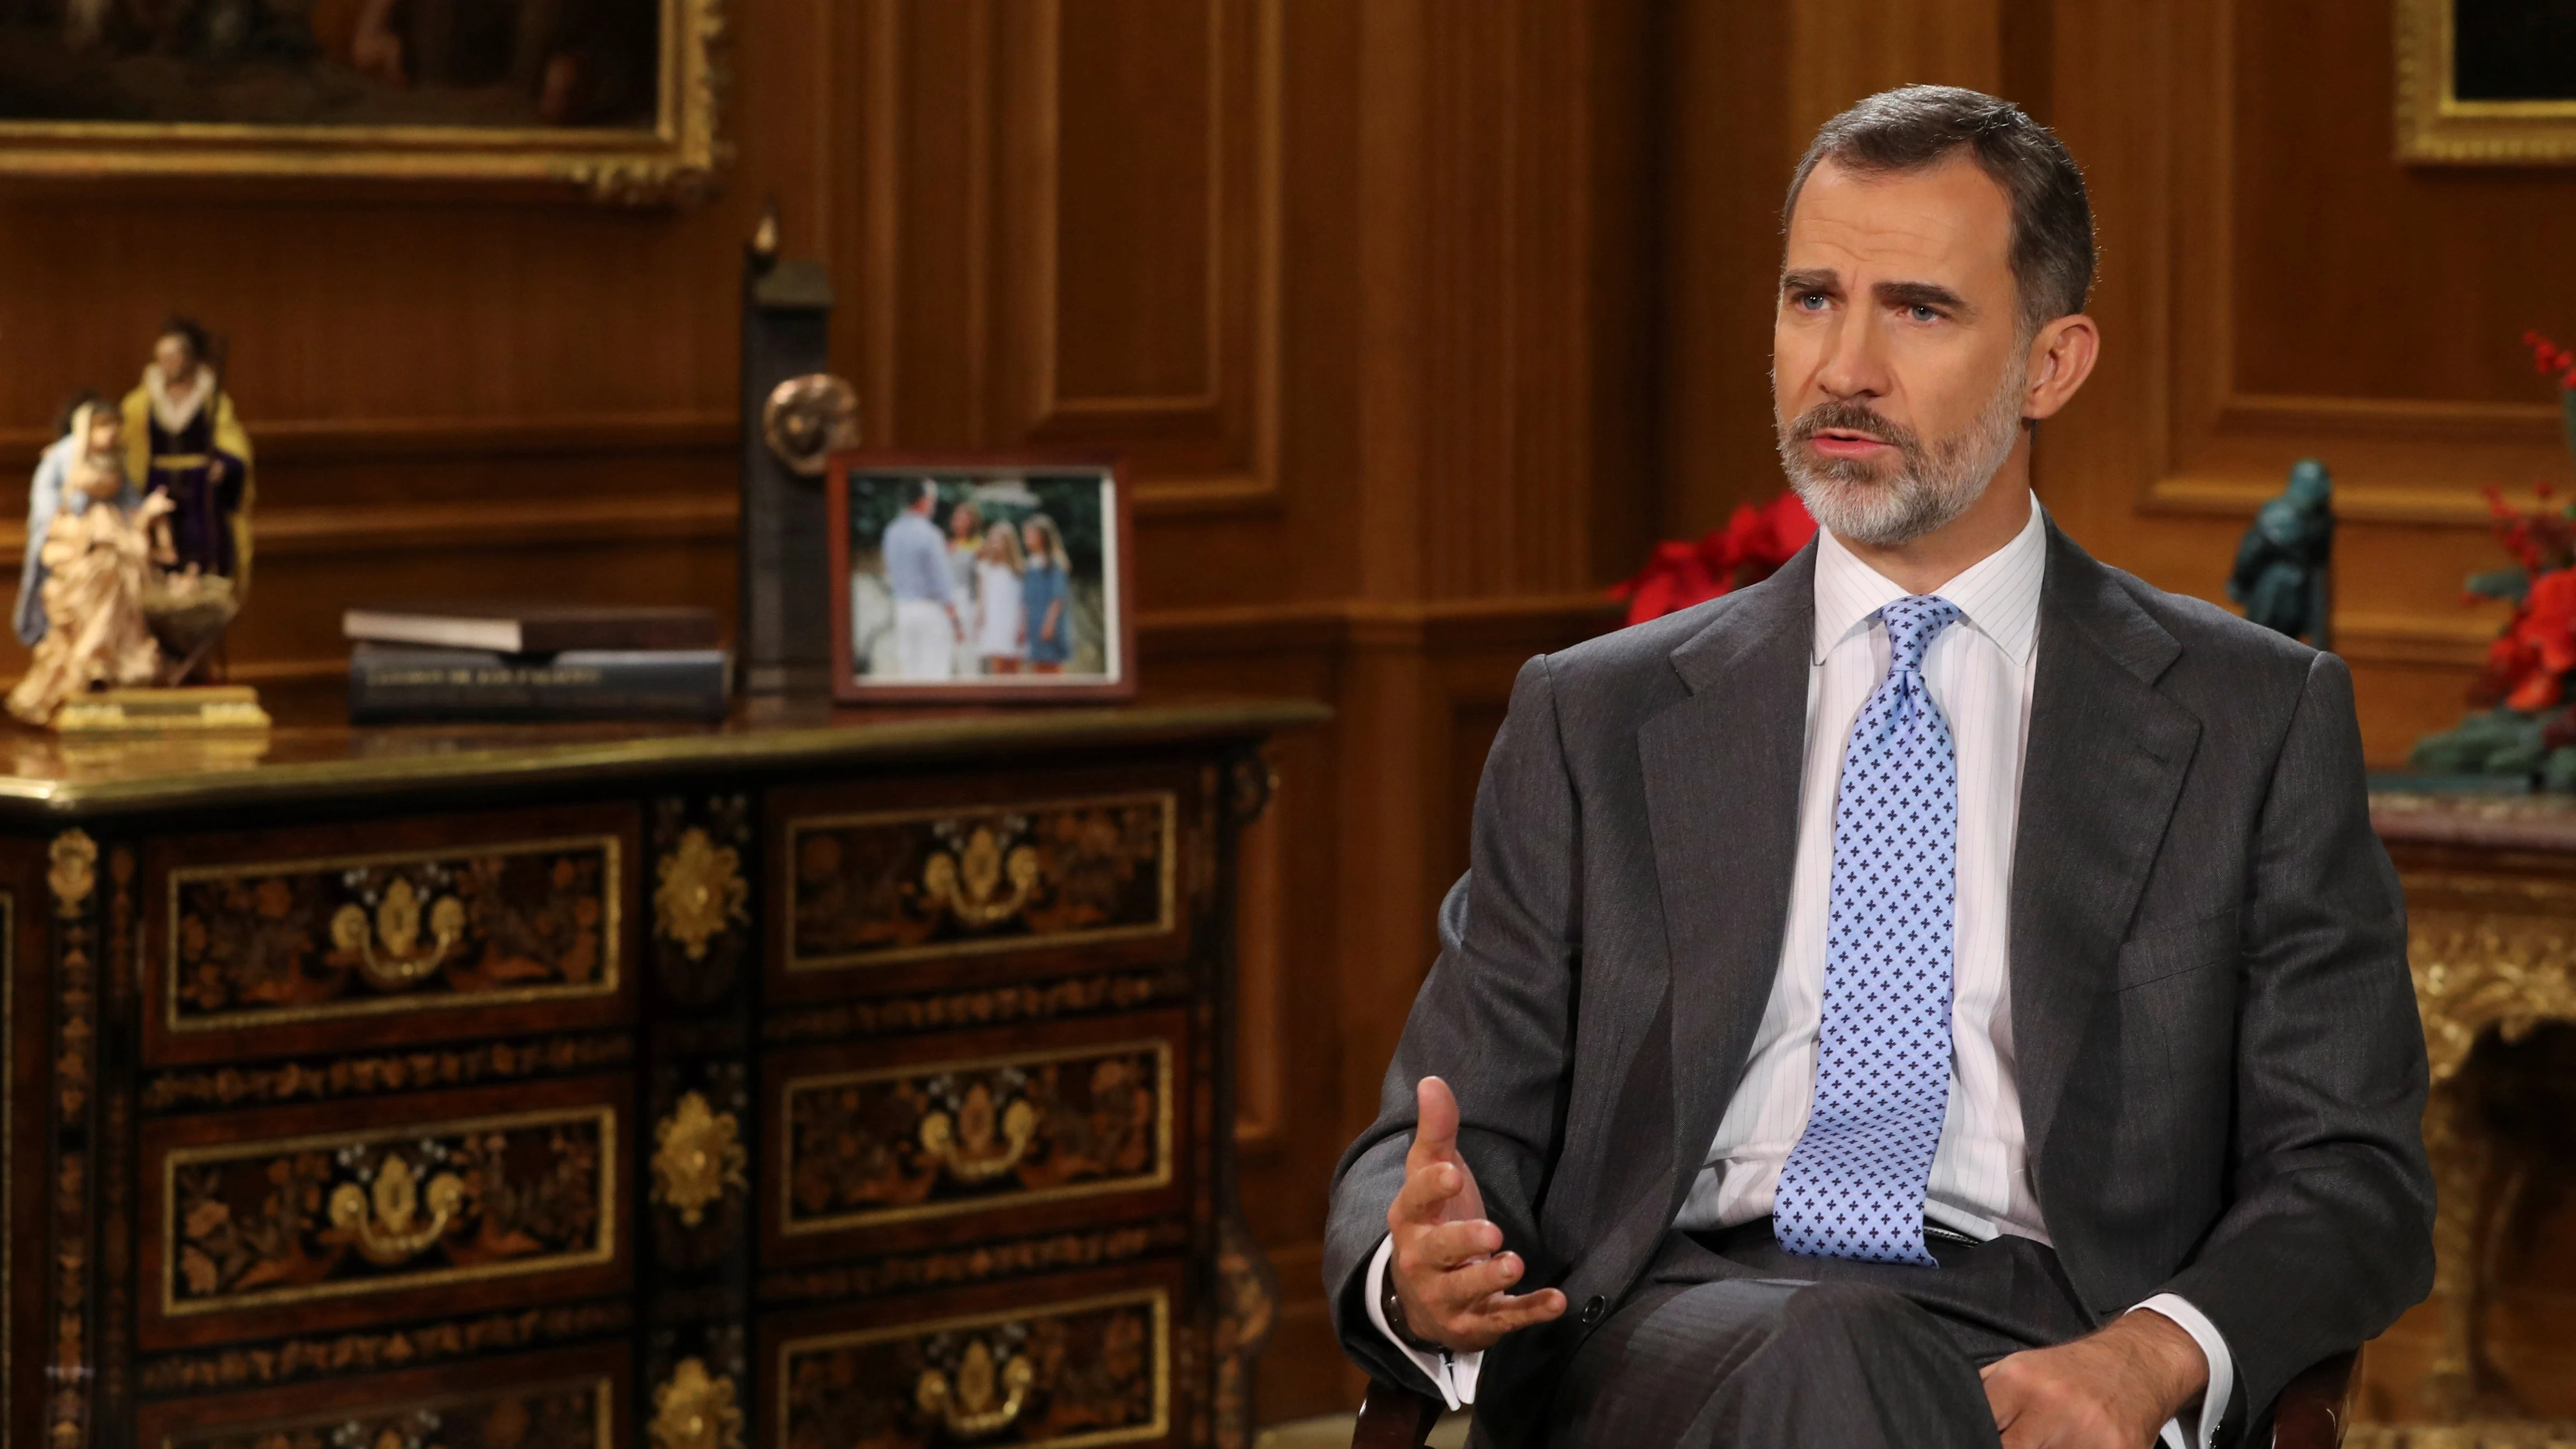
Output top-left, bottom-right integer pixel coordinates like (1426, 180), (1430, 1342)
(1786, 86), (2095, 334)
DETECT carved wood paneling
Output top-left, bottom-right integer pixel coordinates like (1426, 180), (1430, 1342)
(840, 0), (1281, 514)
(2037, 0), (2576, 761)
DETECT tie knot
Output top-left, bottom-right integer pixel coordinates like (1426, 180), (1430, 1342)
(1880, 595), (1962, 674)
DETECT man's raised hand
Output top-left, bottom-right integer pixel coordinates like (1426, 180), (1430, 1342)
(1385, 1076), (1567, 1352)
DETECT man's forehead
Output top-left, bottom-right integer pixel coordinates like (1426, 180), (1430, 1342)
(1783, 156), (2013, 277)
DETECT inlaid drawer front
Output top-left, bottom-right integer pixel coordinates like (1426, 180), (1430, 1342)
(785, 791), (1177, 975)
(133, 1346), (628, 1449)
(166, 833), (620, 1036)
(780, 1287), (1170, 1449)
(156, 1372), (613, 1448)
(142, 1079), (627, 1348)
(783, 1037), (1173, 1237)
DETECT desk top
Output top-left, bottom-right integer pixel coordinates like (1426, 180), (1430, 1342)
(2371, 789), (2576, 853)
(0, 695), (1331, 818)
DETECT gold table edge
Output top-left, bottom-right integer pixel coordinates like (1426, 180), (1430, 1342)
(0, 699), (1333, 816)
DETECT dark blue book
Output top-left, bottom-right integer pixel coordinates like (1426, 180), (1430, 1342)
(349, 643), (731, 724)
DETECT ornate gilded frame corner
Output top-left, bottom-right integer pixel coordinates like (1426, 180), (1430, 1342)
(0, 0), (729, 203)
(2396, 0), (2576, 164)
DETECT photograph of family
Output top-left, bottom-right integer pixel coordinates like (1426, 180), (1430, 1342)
(835, 465), (1128, 701)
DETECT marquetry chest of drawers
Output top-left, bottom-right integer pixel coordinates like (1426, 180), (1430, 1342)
(0, 698), (1322, 1449)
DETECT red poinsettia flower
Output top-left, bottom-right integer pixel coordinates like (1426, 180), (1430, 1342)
(2476, 567), (2576, 711)
(2527, 330), (2576, 390)
(1609, 493), (1818, 626)
(1609, 540), (1727, 626)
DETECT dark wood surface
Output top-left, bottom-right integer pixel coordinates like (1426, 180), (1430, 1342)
(11, 705), (1297, 1449)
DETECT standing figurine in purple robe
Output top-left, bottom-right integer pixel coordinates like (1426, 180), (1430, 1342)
(121, 317), (253, 599)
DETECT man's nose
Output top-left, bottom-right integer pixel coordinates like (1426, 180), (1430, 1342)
(1811, 314), (1889, 400)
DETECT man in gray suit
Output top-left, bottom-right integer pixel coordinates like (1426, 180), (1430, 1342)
(1325, 87), (2432, 1449)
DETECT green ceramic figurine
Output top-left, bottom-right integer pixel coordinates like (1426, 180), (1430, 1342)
(2227, 458), (2334, 649)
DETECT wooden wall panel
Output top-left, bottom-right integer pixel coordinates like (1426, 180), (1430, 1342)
(2041, 0), (2576, 765)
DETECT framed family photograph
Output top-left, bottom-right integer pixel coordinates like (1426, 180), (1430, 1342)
(2397, 0), (2576, 162)
(829, 453), (1137, 706)
(0, 0), (724, 199)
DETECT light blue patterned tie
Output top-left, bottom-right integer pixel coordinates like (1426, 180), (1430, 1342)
(1774, 594), (1962, 1267)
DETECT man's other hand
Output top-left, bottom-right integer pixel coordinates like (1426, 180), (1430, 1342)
(1386, 1076), (1567, 1352)
(1981, 1309), (2208, 1448)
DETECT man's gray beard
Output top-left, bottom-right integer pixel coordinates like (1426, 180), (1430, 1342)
(1777, 370), (2027, 549)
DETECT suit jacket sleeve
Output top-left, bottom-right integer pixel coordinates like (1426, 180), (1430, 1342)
(1322, 654), (1584, 1390)
(2155, 651), (2434, 1427)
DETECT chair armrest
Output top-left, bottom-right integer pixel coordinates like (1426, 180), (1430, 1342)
(2270, 1349), (2357, 1449)
(1351, 1380), (1447, 1449)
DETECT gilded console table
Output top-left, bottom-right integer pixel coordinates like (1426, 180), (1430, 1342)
(2370, 792), (2576, 1431)
(0, 697), (1324, 1449)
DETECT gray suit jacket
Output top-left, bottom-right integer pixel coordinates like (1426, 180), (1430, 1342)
(1324, 522), (2434, 1445)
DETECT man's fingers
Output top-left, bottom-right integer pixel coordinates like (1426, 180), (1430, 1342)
(1387, 1157), (1465, 1229)
(1413, 1249), (1530, 1315)
(1406, 1217), (1504, 1270)
(1465, 1286), (1566, 1328)
(1413, 1076), (1462, 1164)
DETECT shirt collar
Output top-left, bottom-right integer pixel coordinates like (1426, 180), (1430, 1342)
(1810, 492), (2047, 666)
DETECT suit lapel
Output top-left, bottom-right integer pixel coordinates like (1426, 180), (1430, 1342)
(2010, 523), (2201, 1157)
(1640, 545), (1817, 1204)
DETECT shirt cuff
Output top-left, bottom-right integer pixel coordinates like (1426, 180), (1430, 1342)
(1365, 1234), (1483, 1410)
(2131, 1293), (2234, 1449)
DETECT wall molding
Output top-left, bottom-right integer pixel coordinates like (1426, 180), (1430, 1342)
(0, 410), (737, 469)
(2132, 0), (2570, 529)
(0, 493), (740, 563)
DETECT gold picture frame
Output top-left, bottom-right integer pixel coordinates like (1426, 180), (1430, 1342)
(0, 0), (727, 202)
(2398, 0), (2576, 163)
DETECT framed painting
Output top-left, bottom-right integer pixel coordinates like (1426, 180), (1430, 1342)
(0, 0), (723, 199)
(2399, 0), (2576, 162)
(828, 453), (1139, 707)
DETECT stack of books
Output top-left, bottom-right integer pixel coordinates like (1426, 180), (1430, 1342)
(344, 601), (730, 724)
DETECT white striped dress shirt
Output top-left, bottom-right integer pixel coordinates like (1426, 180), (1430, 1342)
(1674, 492), (2049, 1242)
(1371, 495), (2232, 1448)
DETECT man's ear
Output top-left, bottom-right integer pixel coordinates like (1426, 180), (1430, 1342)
(2021, 313), (2101, 422)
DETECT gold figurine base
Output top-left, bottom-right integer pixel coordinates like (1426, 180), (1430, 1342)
(52, 687), (270, 736)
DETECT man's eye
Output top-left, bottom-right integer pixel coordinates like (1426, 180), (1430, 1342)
(1796, 292), (1828, 311)
(1908, 304), (1942, 323)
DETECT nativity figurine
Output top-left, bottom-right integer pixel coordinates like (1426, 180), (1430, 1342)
(7, 400), (175, 726)
(2226, 456), (2335, 649)
(124, 316), (253, 675)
